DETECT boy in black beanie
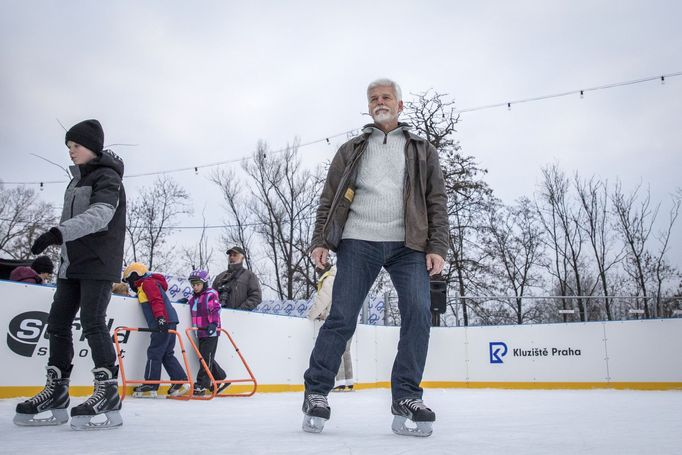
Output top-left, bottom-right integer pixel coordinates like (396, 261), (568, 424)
(14, 119), (127, 430)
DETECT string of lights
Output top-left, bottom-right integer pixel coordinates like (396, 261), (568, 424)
(3, 71), (680, 187)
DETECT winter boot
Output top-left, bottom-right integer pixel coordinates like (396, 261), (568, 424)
(70, 366), (122, 431)
(14, 365), (71, 426)
(301, 391), (330, 433)
(167, 383), (190, 397)
(216, 382), (232, 394)
(132, 384), (158, 398)
(391, 398), (435, 437)
(193, 384), (208, 396)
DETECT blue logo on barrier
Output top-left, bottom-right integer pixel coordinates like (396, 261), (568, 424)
(489, 342), (508, 364)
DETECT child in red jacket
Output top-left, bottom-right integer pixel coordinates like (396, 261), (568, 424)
(123, 263), (189, 398)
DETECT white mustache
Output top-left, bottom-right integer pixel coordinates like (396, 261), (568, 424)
(373, 106), (391, 115)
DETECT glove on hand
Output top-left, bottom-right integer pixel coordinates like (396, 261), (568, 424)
(206, 322), (217, 336)
(31, 227), (63, 255)
(156, 317), (168, 333)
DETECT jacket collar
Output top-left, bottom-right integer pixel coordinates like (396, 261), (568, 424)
(356, 122), (425, 145)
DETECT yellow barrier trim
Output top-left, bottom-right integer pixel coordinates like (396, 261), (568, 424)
(3, 381), (681, 398)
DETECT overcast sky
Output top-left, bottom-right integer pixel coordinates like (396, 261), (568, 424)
(1, 0), (680, 276)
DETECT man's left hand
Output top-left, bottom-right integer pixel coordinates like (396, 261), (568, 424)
(426, 253), (444, 276)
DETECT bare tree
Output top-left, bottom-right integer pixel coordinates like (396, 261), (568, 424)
(483, 197), (545, 324)
(651, 192), (681, 316)
(574, 175), (624, 320)
(210, 167), (257, 270)
(179, 209), (215, 273)
(0, 185), (58, 259)
(405, 90), (494, 326)
(212, 141), (324, 300)
(611, 182), (657, 318)
(537, 165), (588, 321)
(125, 176), (191, 271)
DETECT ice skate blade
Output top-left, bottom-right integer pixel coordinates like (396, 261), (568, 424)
(132, 391), (158, 398)
(70, 411), (123, 431)
(13, 408), (69, 426)
(391, 415), (433, 437)
(302, 415), (328, 433)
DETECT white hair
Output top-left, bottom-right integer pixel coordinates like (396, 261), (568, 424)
(367, 78), (402, 102)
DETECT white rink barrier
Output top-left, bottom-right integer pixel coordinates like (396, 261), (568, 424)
(1, 280), (680, 397)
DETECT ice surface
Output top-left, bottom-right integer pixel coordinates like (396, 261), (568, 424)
(2, 388), (681, 454)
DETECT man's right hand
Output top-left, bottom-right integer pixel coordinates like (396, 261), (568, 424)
(311, 247), (329, 269)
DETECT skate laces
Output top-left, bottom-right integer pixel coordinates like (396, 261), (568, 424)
(28, 377), (55, 405)
(307, 393), (329, 408)
(82, 379), (111, 407)
(398, 398), (429, 412)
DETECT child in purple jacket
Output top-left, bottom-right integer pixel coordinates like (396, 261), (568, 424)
(187, 270), (228, 395)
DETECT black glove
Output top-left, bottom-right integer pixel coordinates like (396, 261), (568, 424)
(206, 322), (217, 336)
(31, 227), (63, 255)
(156, 317), (168, 333)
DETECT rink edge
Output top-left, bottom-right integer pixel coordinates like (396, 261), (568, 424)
(2, 381), (682, 398)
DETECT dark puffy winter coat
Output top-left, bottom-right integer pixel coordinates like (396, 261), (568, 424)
(212, 263), (262, 311)
(56, 150), (126, 282)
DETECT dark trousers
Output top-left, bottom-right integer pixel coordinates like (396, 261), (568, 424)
(47, 278), (117, 371)
(304, 240), (432, 400)
(196, 336), (226, 388)
(144, 329), (188, 388)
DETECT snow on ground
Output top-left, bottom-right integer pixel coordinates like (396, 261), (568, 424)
(1, 388), (680, 455)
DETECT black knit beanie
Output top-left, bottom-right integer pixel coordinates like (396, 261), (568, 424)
(65, 119), (104, 155)
(31, 255), (54, 275)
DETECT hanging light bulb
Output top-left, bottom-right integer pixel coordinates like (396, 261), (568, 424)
(40, 182), (44, 191)
(661, 76), (665, 85)
(194, 166), (198, 175)
(580, 90), (584, 99)
(507, 102), (511, 111)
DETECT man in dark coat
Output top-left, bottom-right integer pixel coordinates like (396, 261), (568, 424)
(212, 246), (262, 311)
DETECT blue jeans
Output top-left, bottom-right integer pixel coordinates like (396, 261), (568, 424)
(304, 239), (432, 400)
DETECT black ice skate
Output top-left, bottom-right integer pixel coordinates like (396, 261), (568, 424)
(14, 365), (71, 426)
(70, 366), (122, 431)
(132, 384), (158, 398)
(301, 391), (330, 433)
(391, 398), (435, 437)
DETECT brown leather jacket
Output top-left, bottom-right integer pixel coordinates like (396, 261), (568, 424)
(311, 124), (449, 258)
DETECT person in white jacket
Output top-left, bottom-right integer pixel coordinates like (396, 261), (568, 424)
(307, 265), (353, 391)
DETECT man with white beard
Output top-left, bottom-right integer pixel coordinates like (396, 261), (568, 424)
(301, 78), (449, 437)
